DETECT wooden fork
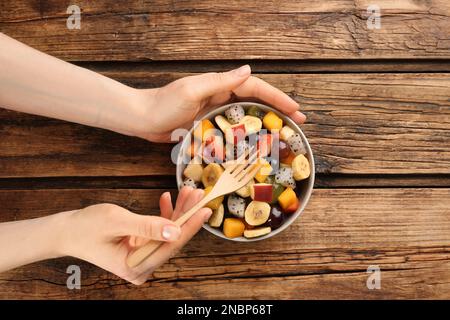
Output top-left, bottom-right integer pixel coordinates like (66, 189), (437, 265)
(126, 150), (262, 268)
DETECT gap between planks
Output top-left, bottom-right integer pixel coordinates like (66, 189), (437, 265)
(0, 174), (449, 190)
(76, 59), (450, 74)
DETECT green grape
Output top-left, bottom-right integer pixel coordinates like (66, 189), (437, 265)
(270, 183), (285, 204)
(247, 105), (266, 120)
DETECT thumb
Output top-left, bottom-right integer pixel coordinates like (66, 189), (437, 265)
(121, 212), (181, 242)
(186, 65), (251, 99)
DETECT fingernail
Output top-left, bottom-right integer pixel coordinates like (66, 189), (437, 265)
(296, 111), (307, 123)
(232, 65), (251, 77)
(299, 111), (306, 123)
(162, 225), (181, 241)
(203, 209), (213, 222)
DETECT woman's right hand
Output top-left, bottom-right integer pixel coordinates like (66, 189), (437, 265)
(59, 187), (211, 285)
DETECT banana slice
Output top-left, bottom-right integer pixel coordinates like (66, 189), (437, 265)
(183, 159), (203, 182)
(239, 115), (262, 135)
(202, 163), (224, 187)
(214, 115), (232, 133)
(244, 201), (271, 226)
(208, 204), (224, 227)
(235, 179), (254, 198)
(244, 226), (272, 238)
(291, 154), (310, 181)
(280, 125), (295, 141)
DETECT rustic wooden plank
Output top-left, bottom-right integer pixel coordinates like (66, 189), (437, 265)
(315, 174), (450, 188)
(0, 256), (449, 299)
(0, 110), (175, 177)
(0, 188), (449, 299)
(1, 0), (450, 61)
(1, 72), (449, 178)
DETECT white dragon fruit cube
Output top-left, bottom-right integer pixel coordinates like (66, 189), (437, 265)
(227, 194), (246, 218)
(225, 105), (245, 124)
(275, 167), (296, 189)
(287, 133), (306, 155)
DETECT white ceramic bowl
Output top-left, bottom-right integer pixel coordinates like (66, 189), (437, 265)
(176, 102), (315, 242)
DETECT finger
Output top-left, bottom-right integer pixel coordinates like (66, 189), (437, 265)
(206, 92), (233, 108)
(159, 192), (174, 220)
(181, 188), (205, 214)
(173, 207), (212, 249)
(128, 235), (149, 248)
(119, 212), (181, 242)
(289, 110), (307, 124)
(233, 76), (302, 115)
(181, 65), (251, 100)
(130, 207), (212, 282)
(172, 188), (204, 221)
(173, 186), (194, 217)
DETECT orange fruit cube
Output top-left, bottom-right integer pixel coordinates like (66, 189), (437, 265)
(263, 111), (283, 131)
(278, 187), (297, 211)
(194, 119), (216, 141)
(223, 218), (245, 238)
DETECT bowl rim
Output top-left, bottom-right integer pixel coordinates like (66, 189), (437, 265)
(176, 102), (315, 242)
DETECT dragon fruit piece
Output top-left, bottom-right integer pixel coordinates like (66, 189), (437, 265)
(227, 194), (246, 218)
(225, 105), (245, 124)
(275, 167), (296, 189)
(287, 133), (306, 155)
(181, 178), (197, 189)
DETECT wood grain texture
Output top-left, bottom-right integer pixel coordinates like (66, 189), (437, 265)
(1, 0), (450, 61)
(0, 188), (449, 299)
(1, 0), (449, 302)
(1, 72), (449, 178)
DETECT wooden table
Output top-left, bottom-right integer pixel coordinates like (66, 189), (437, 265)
(0, 1), (449, 299)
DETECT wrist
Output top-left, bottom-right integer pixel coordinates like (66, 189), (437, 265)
(49, 210), (76, 258)
(92, 80), (150, 138)
(83, 73), (158, 140)
(128, 88), (159, 140)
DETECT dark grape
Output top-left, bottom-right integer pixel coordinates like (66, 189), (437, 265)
(267, 205), (284, 229)
(279, 140), (291, 160)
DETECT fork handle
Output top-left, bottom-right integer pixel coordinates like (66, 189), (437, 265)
(126, 194), (214, 268)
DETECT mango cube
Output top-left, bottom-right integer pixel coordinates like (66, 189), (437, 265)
(194, 119), (216, 141)
(278, 187), (297, 212)
(223, 218), (245, 238)
(263, 111), (283, 131)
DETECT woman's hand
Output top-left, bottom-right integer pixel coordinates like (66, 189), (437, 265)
(60, 187), (211, 285)
(136, 65), (306, 142)
(1, 36), (304, 142)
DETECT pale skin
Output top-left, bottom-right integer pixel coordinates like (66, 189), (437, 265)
(0, 33), (306, 285)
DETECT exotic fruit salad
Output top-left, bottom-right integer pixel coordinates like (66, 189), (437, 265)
(180, 104), (311, 239)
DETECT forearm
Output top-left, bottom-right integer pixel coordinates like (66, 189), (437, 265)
(0, 211), (70, 273)
(0, 33), (152, 137)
